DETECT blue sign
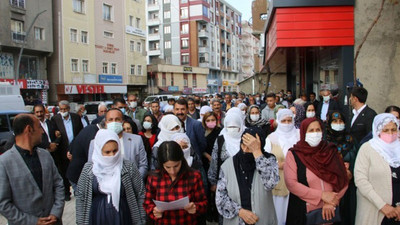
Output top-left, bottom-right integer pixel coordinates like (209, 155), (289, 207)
(168, 86), (179, 92)
(99, 75), (123, 84)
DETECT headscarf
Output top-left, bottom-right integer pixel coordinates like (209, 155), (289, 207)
(198, 105), (212, 121)
(237, 103), (247, 111)
(245, 105), (268, 127)
(292, 104), (306, 128)
(228, 107), (246, 121)
(266, 109), (299, 156)
(154, 114), (183, 147)
(274, 104), (286, 119)
(369, 113), (400, 168)
(171, 133), (193, 166)
(325, 111), (355, 156)
(290, 118), (348, 192)
(164, 104), (174, 113)
(219, 112), (246, 157)
(92, 129), (123, 211)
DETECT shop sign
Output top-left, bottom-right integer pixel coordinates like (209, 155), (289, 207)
(183, 66), (193, 72)
(168, 86), (179, 92)
(183, 87), (192, 94)
(207, 79), (218, 85)
(99, 75), (123, 84)
(222, 81), (229, 86)
(63, 84), (127, 94)
(125, 26), (146, 37)
(193, 88), (207, 93)
(0, 78), (49, 89)
(95, 44), (120, 54)
(41, 90), (48, 105)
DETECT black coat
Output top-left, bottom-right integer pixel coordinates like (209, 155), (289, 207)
(348, 105), (377, 145)
(37, 119), (58, 150)
(316, 99), (341, 120)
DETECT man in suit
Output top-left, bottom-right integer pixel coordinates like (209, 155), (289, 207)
(174, 99), (207, 159)
(34, 104), (59, 153)
(316, 89), (341, 122)
(127, 94), (148, 124)
(309, 92), (320, 110)
(221, 94), (234, 112)
(76, 104), (89, 127)
(88, 108), (148, 177)
(0, 114), (64, 225)
(348, 87), (377, 145)
(51, 100), (83, 201)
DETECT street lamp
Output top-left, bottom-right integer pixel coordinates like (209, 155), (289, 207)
(15, 10), (47, 84)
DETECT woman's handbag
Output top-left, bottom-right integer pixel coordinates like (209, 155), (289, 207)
(306, 206), (341, 225)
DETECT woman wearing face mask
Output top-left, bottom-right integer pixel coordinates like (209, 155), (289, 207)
(354, 113), (400, 225)
(201, 112), (222, 171)
(290, 104), (306, 129)
(137, 115), (159, 171)
(325, 111), (357, 225)
(237, 103), (248, 116)
(304, 102), (316, 118)
(264, 109), (300, 225)
(151, 114), (183, 169)
(284, 118), (349, 225)
(76, 129), (146, 225)
(216, 127), (279, 225)
(245, 105), (271, 137)
(143, 141), (208, 225)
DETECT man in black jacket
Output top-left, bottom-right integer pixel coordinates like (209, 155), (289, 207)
(316, 89), (341, 122)
(33, 104), (59, 153)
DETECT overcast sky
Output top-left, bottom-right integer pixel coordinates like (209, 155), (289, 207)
(225, 0), (252, 22)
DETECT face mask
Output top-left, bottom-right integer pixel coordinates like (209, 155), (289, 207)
(206, 121), (217, 129)
(129, 101), (137, 109)
(82, 110), (87, 116)
(196, 106), (200, 110)
(120, 108), (126, 115)
(279, 123), (294, 132)
(256, 97), (260, 102)
(306, 112), (315, 118)
(323, 95), (330, 102)
(226, 127), (240, 136)
(241, 111), (246, 115)
(380, 133), (398, 144)
(280, 98), (283, 102)
(60, 111), (69, 118)
(331, 123), (345, 131)
(250, 114), (260, 122)
(107, 122), (123, 134)
(305, 132), (323, 147)
(143, 121), (152, 130)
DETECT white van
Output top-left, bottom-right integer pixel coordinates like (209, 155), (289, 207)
(143, 95), (174, 108)
(0, 84), (25, 111)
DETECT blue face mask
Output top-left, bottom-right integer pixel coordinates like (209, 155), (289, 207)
(107, 122), (123, 134)
(119, 108), (126, 115)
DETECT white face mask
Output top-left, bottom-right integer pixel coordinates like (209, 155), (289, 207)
(60, 111), (69, 118)
(129, 101), (138, 109)
(226, 127), (240, 136)
(143, 121), (152, 130)
(250, 114), (260, 122)
(279, 123), (294, 132)
(306, 111), (315, 118)
(82, 110), (87, 116)
(241, 111), (246, 115)
(323, 95), (330, 102)
(107, 122), (123, 134)
(305, 132), (323, 147)
(331, 123), (345, 131)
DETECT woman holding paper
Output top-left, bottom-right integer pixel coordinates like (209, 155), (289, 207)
(76, 129), (146, 225)
(143, 141), (208, 224)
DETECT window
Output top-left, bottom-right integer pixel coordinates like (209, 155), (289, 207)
(181, 23), (188, 34)
(202, 6), (208, 17)
(181, 38), (188, 48)
(104, 31), (113, 38)
(71, 59), (79, 72)
(103, 4), (112, 21)
(111, 63), (117, 74)
(164, 26), (170, 34)
(138, 65), (142, 75)
(183, 74), (188, 87)
(130, 65), (135, 75)
(164, 41), (171, 49)
(162, 73), (166, 86)
(81, 31), (88, 43)
(10, 0), (25, 8)
(137, 42), (142, 52)
(165, 56), (172, 64)
(130, 40), (135, 52)
(34, 27), (44, 40)
(70, 29), (77, 42)
(102, 62), (108, 74)
(181, 0), (187, 3)
(171, 73), (174, 86)
(129, 15), (134, 26)
(164, 0), (170, 3)
(150, 42), (159, 50)
(149, 12), (159, 19)
(73, 0), (85, 13)
(164, 11), (170, 19)
(19, 56), (38, 79)
(82, 60), (89, 73)
(180, 7), (188, 18)
(181, 54), (189, 65)
(136, 18), (141, 28)
(11, 20), (24, 42)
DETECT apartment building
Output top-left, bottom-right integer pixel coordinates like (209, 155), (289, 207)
(240, 21), (260, 80)
(49, 0), (147, 103)
(146, 0), (242, 94)
(0, 0), (52, 104)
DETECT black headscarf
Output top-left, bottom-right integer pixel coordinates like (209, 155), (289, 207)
(233, 127), (267, 212)
(325, 110), (355, 158)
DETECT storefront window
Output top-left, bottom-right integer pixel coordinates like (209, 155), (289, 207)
(319, 47), (339, 87)
(19, 56), (38, 79)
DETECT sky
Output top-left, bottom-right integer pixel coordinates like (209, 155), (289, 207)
(225, 0), (252, 23)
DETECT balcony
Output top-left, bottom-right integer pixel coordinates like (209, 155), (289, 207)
(198, 29), (209, 38)
(199, 46), (208, 53)
(226, 39), (231, 46)
(220, 38), (225, 44)
(199, 62), (210, 67)
(221, 51), (226, 57)
(147, 18), (160, 26)
(11, 31), (26, 43)
(227, 53), (231, 58)
(147, 4), (160, 11)
(148, 49), (161, 55)
(148, 33), (160, 41)
(128, 75), (147, 85)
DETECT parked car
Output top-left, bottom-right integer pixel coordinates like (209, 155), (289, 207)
(84, 101), (113, 123)
(0, 110), (30, 154)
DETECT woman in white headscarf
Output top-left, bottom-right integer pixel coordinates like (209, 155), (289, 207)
(151, 114), (183, 169)
(354, 113), (400, 225)
(76, 129), (146, 225)
(264, 109), (300, 225)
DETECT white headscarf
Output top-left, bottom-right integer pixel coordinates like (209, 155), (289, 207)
(369, 113), (400, 168)
(227, 107), (246, 121)
(154, 114), (183, 147)
(198, 106), (213, 121)
(92, 129), (123, 211)
(237, 103), (247, 111)
(265, 109), (300, 156)
(219, 112), (246, 156)
(164, 105), (174, 113)
(171, 133), (193, 166)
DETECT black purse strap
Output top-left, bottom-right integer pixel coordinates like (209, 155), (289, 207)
(216, 136), (225, 181)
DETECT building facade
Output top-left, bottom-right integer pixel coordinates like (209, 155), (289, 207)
(0, 0), (53, 104)
(49, 0), (147, 103)
(240, 21), (260, 81)
(146, 0), (242, 94)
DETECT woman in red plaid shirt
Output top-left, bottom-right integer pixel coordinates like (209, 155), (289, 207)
(143, 141), (208, 224)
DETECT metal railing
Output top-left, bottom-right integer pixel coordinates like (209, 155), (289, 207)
(11, 31), (26, 42)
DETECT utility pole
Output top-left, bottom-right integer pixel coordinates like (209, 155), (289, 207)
(15, 10), (47, 84)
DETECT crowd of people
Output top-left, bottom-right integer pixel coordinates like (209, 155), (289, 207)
(0, 87), (400, 225)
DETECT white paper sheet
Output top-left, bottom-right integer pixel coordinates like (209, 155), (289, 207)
(153, 196), (189, 211)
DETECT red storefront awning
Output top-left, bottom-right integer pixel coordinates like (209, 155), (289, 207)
(265, 6), (354, 62)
